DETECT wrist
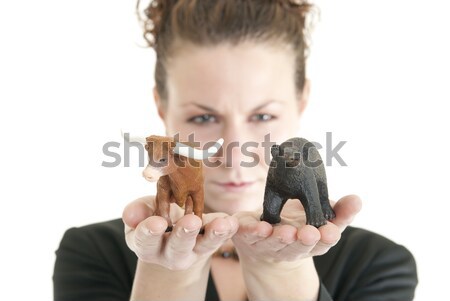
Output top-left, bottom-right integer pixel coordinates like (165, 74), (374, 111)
(240, 257), (320, 301)
(131, 257), (212, 301)
(137, 255), (211, 277)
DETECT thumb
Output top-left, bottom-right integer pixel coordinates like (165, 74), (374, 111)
(122, 196), (156, 229)
(331, 194), (362, 232)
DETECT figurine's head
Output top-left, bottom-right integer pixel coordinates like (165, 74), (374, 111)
(143, 135), (177, 182)
(138, 0), (314, 213)
(270, 142), (301, 168)
(142, 135), (221, 182)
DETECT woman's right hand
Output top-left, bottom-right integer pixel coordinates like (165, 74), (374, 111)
(122, 196), (238, 271)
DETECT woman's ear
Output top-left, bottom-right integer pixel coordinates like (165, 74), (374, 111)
(153, 86), (166, 121)
(297, 79), (311, 116)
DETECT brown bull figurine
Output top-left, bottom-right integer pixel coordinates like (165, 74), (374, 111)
(142, 135), (223, 231)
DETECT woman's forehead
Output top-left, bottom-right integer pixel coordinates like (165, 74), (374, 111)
(165, 43), (297, 107)
(167, 42), (296, 78)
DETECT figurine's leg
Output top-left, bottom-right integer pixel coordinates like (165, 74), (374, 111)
(298, 173), (327, 227)
(317, 179), (335, 220)
(185, 195), (193, 215)
(191, 191), (205, 234)
(260, 187), (285, 224)
(155, 177), (173, 231)
(191, 190), (204, 219)
(155, 193), (173, 231)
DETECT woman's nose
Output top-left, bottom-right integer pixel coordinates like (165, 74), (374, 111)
(220, 123), (249, 168)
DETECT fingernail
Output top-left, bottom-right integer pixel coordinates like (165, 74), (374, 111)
(213, 230), (227, 237)
(183, 227), (197, 234)
(144, 227), (156, 235)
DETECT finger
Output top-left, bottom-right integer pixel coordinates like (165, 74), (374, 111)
(122, 196), (156, 229)
(202, 212), (232, 224)
(168, 203), (190, 224)
(285, 225), (321, 255)
(233, 212), (273, 244)
(253, 224), (297, 252)
(126, 215), (167, 257)
(194, 216), (239, 255)
(332, 194), (362, 232)
(164, 214), (203, 259)
(310, 222), (341, 256)
(198, 212), (232, 235)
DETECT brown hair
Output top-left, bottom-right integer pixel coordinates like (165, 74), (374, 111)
(137, 0), (314, 103)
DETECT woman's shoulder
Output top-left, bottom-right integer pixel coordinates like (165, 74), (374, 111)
(64, 218), (125, 235)
(338, 226), (416, 263)
(314, 226), (418, 300)
(56, 218), (137, 271)
(315, 225), (416, 270)
(338, 226), (410, 252)
(54, 219), (137, 299)
(59, 218), (126, 247)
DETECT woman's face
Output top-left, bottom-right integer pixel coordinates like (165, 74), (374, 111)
(154, 41), (309, 215)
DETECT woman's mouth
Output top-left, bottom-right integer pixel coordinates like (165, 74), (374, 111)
(212, 181), (255, 192)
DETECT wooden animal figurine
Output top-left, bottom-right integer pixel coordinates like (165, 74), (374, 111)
(261, 137), (336, 227)
(142, 135), (223, 231)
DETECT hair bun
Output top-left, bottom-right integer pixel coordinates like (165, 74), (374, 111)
(279, 0), (312, 16)
(137, 0), (170, 48)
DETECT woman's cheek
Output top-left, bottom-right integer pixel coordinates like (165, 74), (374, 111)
(246, 124), (293, 147)
(267, 118), (299, 142)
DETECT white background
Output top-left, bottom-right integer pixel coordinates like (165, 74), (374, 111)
(0, 0), (449, 299)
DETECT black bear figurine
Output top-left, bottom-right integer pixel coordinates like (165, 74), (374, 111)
(261, 137), (336, 227)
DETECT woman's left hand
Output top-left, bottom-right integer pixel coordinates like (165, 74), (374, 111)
(232, 194), (362, 263)
(231, 194), (362, 300)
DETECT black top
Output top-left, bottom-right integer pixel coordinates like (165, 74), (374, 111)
(53, 219), (418, 301)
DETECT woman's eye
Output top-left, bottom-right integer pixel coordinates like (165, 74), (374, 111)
(187, 114), (218, 124)
(249, 113), (276, 122)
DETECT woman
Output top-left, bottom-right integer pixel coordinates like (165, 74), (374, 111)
(53, 1), (418, 300)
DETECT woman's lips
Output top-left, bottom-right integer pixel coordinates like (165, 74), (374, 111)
(212, 181), (255, 192)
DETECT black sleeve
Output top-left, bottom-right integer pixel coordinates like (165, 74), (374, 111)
(314, 227), (418, 301)
(53, 223), (134, 301)
(347, 244), (418, 300)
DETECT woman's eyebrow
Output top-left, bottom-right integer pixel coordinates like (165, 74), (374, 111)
(251, 100), (283, 112)
(182, 102), (218, 113)
(182, 100), (283, 112)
